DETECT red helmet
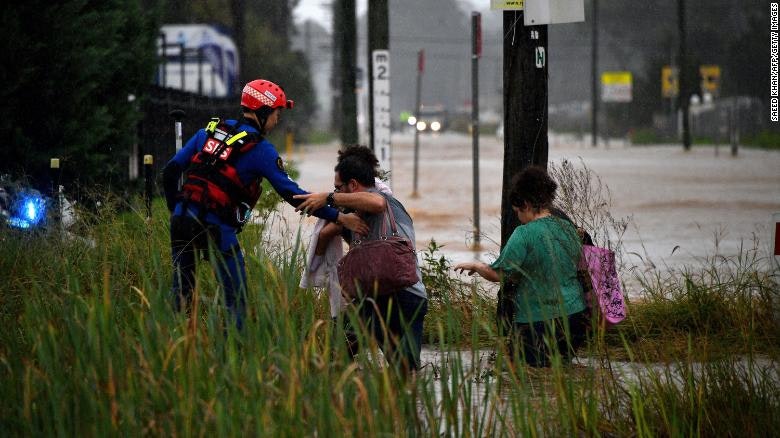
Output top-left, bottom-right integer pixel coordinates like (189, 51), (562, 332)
(241, 79), (294, 111)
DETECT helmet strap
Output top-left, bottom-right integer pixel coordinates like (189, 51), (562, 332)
(254, 107), (275, 134)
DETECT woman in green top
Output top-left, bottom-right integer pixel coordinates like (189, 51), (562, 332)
(455, 166), (588, 367)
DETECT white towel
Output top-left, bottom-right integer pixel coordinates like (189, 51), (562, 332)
(299, 217), (346, 317)
(299, 178), (393, 318)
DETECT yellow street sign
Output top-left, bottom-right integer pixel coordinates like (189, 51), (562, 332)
(601, 71), (632, 85)
(491, 0), (524, 10)
(700, 65), (721, 96)
(601, 71), (632, 102)
(662, 66), (679, 98)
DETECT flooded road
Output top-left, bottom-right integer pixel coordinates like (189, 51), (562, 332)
(421, 346), (778, 429)
(275, 132), (780, 297)
(261, 133), (779, 431)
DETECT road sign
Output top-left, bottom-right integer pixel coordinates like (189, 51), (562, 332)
(774, 212), (780, 267)
(525, 0), (585, 25)
(491, 0), (524, 9)
(699, 64), (721, 96)
(473, 12), (482, 58)
(601, 71), (632, 102)
(372, 50), (392, 174)
(662, 66), (679, 98)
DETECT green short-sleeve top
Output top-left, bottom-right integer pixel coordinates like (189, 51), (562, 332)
(491, 216), (586, 323)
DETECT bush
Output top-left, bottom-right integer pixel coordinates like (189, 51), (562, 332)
(629, 127), (671, 145)
(743, 130), (780, 150)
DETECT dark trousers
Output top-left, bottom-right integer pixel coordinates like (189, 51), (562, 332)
(170, 215), (246, 330)
(511, 310), (589, 367)
(345, 291), (428, 373)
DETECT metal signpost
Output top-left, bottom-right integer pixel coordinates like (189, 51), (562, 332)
(412, 49), (424, 198)
(372, 50), (392, 179)
(472, 12), (482, 248)
(170, 109), (185, 189)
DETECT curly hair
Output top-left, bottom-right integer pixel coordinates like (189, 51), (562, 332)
(334, 145), (378, 187)
(509, 165), (557, 211)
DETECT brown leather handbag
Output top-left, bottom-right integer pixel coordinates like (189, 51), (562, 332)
(337, 199), (419, 299)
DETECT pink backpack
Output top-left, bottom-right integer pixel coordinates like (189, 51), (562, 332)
(580, 245), (627, 325)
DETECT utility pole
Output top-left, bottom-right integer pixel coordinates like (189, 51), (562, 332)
(678, 0), (691, 150)
(367, 0), (389, 153)
(471, 12), (482, 248)
(305, 20), (312, 63)
(497, 10), (549, 336)
(331, 2), (341, 135)
(338, 0), (358, 146)
(591, 0), (599, 147)
(501, 11), (548, 247)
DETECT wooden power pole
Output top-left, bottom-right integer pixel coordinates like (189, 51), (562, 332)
(496, 10), (549, 336)
(501, 10), (549, 247)
(338, 0), (358, 145)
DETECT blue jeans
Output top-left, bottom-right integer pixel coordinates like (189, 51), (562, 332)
(170, 214), (247, 330)
(350, 290), (428, 372)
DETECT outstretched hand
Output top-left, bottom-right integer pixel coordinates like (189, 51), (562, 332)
(454, 261), (501, 282)
(293, 192), (328, 215)
(454, 262), (479, 276)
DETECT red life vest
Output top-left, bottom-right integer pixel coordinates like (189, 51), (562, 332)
(180, 118), (262, 227)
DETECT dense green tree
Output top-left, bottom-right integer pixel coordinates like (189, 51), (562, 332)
(0, 0), (160, 190)
(240, 3), (316, 135)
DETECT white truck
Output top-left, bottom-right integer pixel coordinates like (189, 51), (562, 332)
(157, 24), (239, 97)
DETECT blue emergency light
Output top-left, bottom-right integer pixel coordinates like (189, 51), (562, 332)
(8, 192), (46, 229)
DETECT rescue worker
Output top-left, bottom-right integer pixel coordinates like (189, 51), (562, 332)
(162, 79), (368, 331)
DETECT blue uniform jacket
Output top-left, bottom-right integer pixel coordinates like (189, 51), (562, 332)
(165, 119), (339, 249)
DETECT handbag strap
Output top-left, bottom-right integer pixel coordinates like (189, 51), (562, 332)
(353, 195), (400, 244)
(380, 196), (400, 237)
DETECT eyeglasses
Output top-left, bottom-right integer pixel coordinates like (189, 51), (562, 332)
(334, 183), (346, 192)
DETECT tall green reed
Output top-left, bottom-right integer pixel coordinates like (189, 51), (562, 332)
(1, 192), (778, 436)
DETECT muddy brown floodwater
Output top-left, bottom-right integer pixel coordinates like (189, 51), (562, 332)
(273, 132), (780, 297)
